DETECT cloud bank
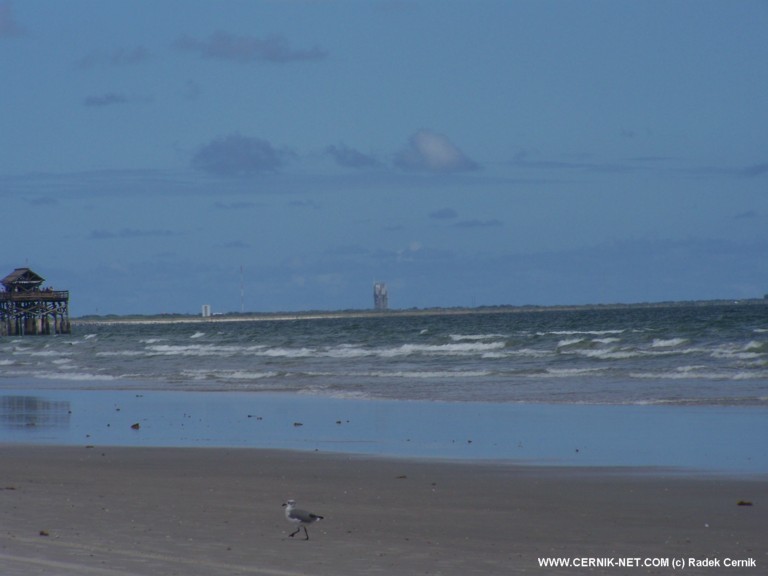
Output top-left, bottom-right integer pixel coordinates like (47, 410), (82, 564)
(76, 46), (151, 69)
(89, 228), (178, 240)
(742, 162), (768, 178)
(176, 31), (326, 63)
(0, 1), (24, 38)
(191, 133), (285, 176)
(325, 144), (379, 169)
(395, 130), (479, 173)
(454, 219), (503, 228)
(429, 208), (458, 220)
(82, 93), (153, 108)
(83, 93), (129, 107)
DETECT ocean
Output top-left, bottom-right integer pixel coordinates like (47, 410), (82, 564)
(2, 303), (767, 405)
(1, 303), (767, 472)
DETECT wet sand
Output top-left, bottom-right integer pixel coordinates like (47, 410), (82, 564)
(0, 445), (765, 575)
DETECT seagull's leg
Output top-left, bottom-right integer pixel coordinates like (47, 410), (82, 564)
(289, 526), (301, 537)
(303, 526), (309, 540)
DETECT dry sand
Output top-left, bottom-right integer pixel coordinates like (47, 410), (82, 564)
(0, 445), (765, 575)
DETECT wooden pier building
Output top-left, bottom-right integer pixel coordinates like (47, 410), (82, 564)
(0, 268), (70, 335)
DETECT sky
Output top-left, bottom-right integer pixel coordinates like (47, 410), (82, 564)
(1, 0), (767, 316)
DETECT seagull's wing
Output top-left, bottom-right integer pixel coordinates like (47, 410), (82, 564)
(293, 508), (323, 523)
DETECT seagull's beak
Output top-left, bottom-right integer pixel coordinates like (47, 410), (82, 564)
(281, 502), (287, 507)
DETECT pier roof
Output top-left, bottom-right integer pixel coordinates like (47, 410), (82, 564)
(1, 268), (45, 291)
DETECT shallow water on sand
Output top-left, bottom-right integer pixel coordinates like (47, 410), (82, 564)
(2, 389), (766, 474)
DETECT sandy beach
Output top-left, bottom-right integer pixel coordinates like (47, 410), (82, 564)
(0, 445), (765, 575)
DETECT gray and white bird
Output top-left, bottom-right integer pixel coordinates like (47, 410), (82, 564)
(282, 499), (324, 540)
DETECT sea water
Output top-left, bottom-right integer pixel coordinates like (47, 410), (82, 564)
(1, 304), (766, 405)
(1, 304), (767, 472)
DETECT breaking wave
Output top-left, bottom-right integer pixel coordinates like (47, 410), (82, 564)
(1, 304), (766, 405)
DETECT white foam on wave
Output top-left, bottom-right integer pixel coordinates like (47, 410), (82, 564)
(593, 337), (621, 345)
(321, 345), (372, 359)
(745, 340), (766, 352)
(283, 369), (494, 381)
(16, 349), (73, 358)
(34, 371), (119, 381)
(182, 369), (279, 380)
(545, 367), (608, 377)
(562, 344), (703, 361)
(222, 370), (280, 380)
(711, 345), (764, 361)
(257, 347), (316, 358)
(296, 387), (372, 400)
(481, 351), (507, 359)
(557, 338), (585, 348)
(162, 343), (375, 360)
(506, 348), (553, 358)
(449, 333), (506, 342)
(539, 329), (625, 336)
(306, 341), (507, 359)
(676, 365), (709, 373)
(567, 348), (640, 360)
(630, 365), (712, 380)
(353, 370), (492, 379)
(379, 341), (505, 357)
(630, 368), (768, 381)
(146, 343), (266, 357)
(190, 332), (205, 339)
(651, 338), (688, 348)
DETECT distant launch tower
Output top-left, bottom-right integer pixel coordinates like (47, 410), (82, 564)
(373, 282), (388, 310)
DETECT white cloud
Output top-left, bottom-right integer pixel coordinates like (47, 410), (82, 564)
(394, 130), (479, 173)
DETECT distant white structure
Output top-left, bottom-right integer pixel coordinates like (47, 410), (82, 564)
(373, 282), (388, 310)
(201, 304), (212, 318)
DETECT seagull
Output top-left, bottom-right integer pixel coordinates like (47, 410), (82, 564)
(282, 499), (324, 540)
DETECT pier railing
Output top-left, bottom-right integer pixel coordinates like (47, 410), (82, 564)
(0, 290), (69, 302)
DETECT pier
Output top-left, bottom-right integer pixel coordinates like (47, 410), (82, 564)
(0, 268), (70, 335)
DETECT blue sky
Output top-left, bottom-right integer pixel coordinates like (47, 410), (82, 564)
(1, 0), (767, 315)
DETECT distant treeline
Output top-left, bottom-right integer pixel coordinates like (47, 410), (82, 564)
(73, 298), (768, 324)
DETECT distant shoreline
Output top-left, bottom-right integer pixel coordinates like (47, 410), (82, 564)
(72, 297), (768, 325)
